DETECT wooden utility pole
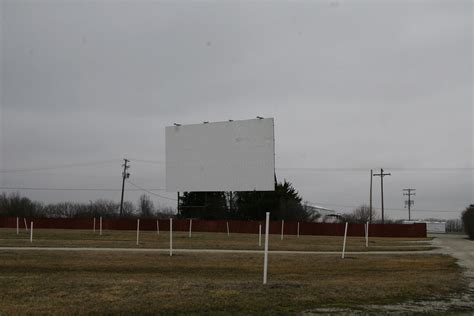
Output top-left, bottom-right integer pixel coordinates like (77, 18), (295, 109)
(120, 159), (130, 216)
(403, 189), (416, 221)
(177, 192), (180, 216)
(373, 168), (391, 224)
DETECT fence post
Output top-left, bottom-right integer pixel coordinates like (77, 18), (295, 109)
(93, 217), (96, 233)
(23, 218), (29, 232)
(136, 219), (140, 246)
(99, 216), (102, 236)
(30, 221), (33, 243)
(226, 221), (230, 237)
(259, 224), (262, 247)
(169, 218), (173, 256)
(365, 221), (369, 248)
(263, 212), (270, 284)
(342, 222), (348, 259)
(157, 220), (160, 235)
(297, 222), (300, 238)
(189, 219), (192, 238)
(16, 217), (19, 235)
(281, 220), (284, 240)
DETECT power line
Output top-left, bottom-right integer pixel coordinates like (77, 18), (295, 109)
(0, 159), (121, 173)
(128, 159), (165, 164)
(1, 160), (471, 173)
(277, 167), (473, 172)
(126, 180), (177, 201)
(0, 187), (166, 192)
(308, 201), (465, 213)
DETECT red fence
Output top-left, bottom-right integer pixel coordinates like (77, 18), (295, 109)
(0, 217), (426, 238)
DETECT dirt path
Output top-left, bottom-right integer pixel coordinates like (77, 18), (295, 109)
(432, 234), (474, 290)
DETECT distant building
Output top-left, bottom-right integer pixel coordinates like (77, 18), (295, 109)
(305, 204), (344, 223)
(403, 220), (446, 233)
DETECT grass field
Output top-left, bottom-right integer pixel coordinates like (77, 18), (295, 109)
(0, 249), (463, 314)
(0, 228), (433, 252)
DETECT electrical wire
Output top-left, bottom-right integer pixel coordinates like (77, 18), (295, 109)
(0, 187), (166, 192)
(307, 201), (467, 213)
(277, 167), (473, 172)
(128, 159), (165, 164)
(125, 180), (177, 201)
(0, 159), (121, 173)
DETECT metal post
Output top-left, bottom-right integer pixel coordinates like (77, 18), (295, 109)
(280, 220), (284, 240)
(169, 218), (173, 256)
(136, 219), (140, 246)
(263, 212), (270, 284)
(342, 222), (348, 259)
(30, 222), (33, 243)
(189, 219), (192, 238)
(365, 221), (369, 248)
(369, 169), (373, 223)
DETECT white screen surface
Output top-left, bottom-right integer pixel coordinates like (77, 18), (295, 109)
(166, 118), (275, 192)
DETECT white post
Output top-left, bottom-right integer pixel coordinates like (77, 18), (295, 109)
(297, 222), (300, 238)
(280, 220), (284, 240)
(30, 221), (33, 243)
(342, 222), (348, 259)
(169, 218), (173, 256)
(99, 216), (102, 236)
(365, 221), (369, 248)
(23, 218), (29, 232)
(226, 221), (230, 237)
(16, 217), (19, 235)
(93, 218), (96, 233)
(263, 212), (270, 284)
(157, 220), (160, 235)
(258, 224), (262, 247)
(189, 219), (192, 238)
(136, 219), (140, 246)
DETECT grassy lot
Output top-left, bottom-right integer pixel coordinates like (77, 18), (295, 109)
(0, 250), (463, 314)
(0, 228), (432, 252)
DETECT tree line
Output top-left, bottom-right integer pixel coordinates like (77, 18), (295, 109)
(0, 179), (313, 221)
(178, 180), (311, 221)
(0, 192), (174, 219)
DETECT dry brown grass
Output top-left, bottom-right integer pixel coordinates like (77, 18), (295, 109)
(0, 250), (463, 314)
(0, 228), (432, 252)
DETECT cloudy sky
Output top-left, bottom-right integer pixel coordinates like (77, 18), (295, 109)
(1, 0), (472, 220)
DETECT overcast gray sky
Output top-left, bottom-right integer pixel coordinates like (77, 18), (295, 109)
(0, 0), (472, 220)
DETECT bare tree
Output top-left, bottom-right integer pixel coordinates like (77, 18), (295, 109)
(345, 205), (377, 223)
(138, 194), (154, 218)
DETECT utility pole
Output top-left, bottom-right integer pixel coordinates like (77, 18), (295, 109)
(177, 192), (180, 216)
(120, 159), (130, 216)
(369, 169), (373, 223)
(403, 189), (416, 221)
(373, 168), (391, 224)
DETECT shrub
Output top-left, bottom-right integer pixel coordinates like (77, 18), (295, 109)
(461, 205), (474, 239)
